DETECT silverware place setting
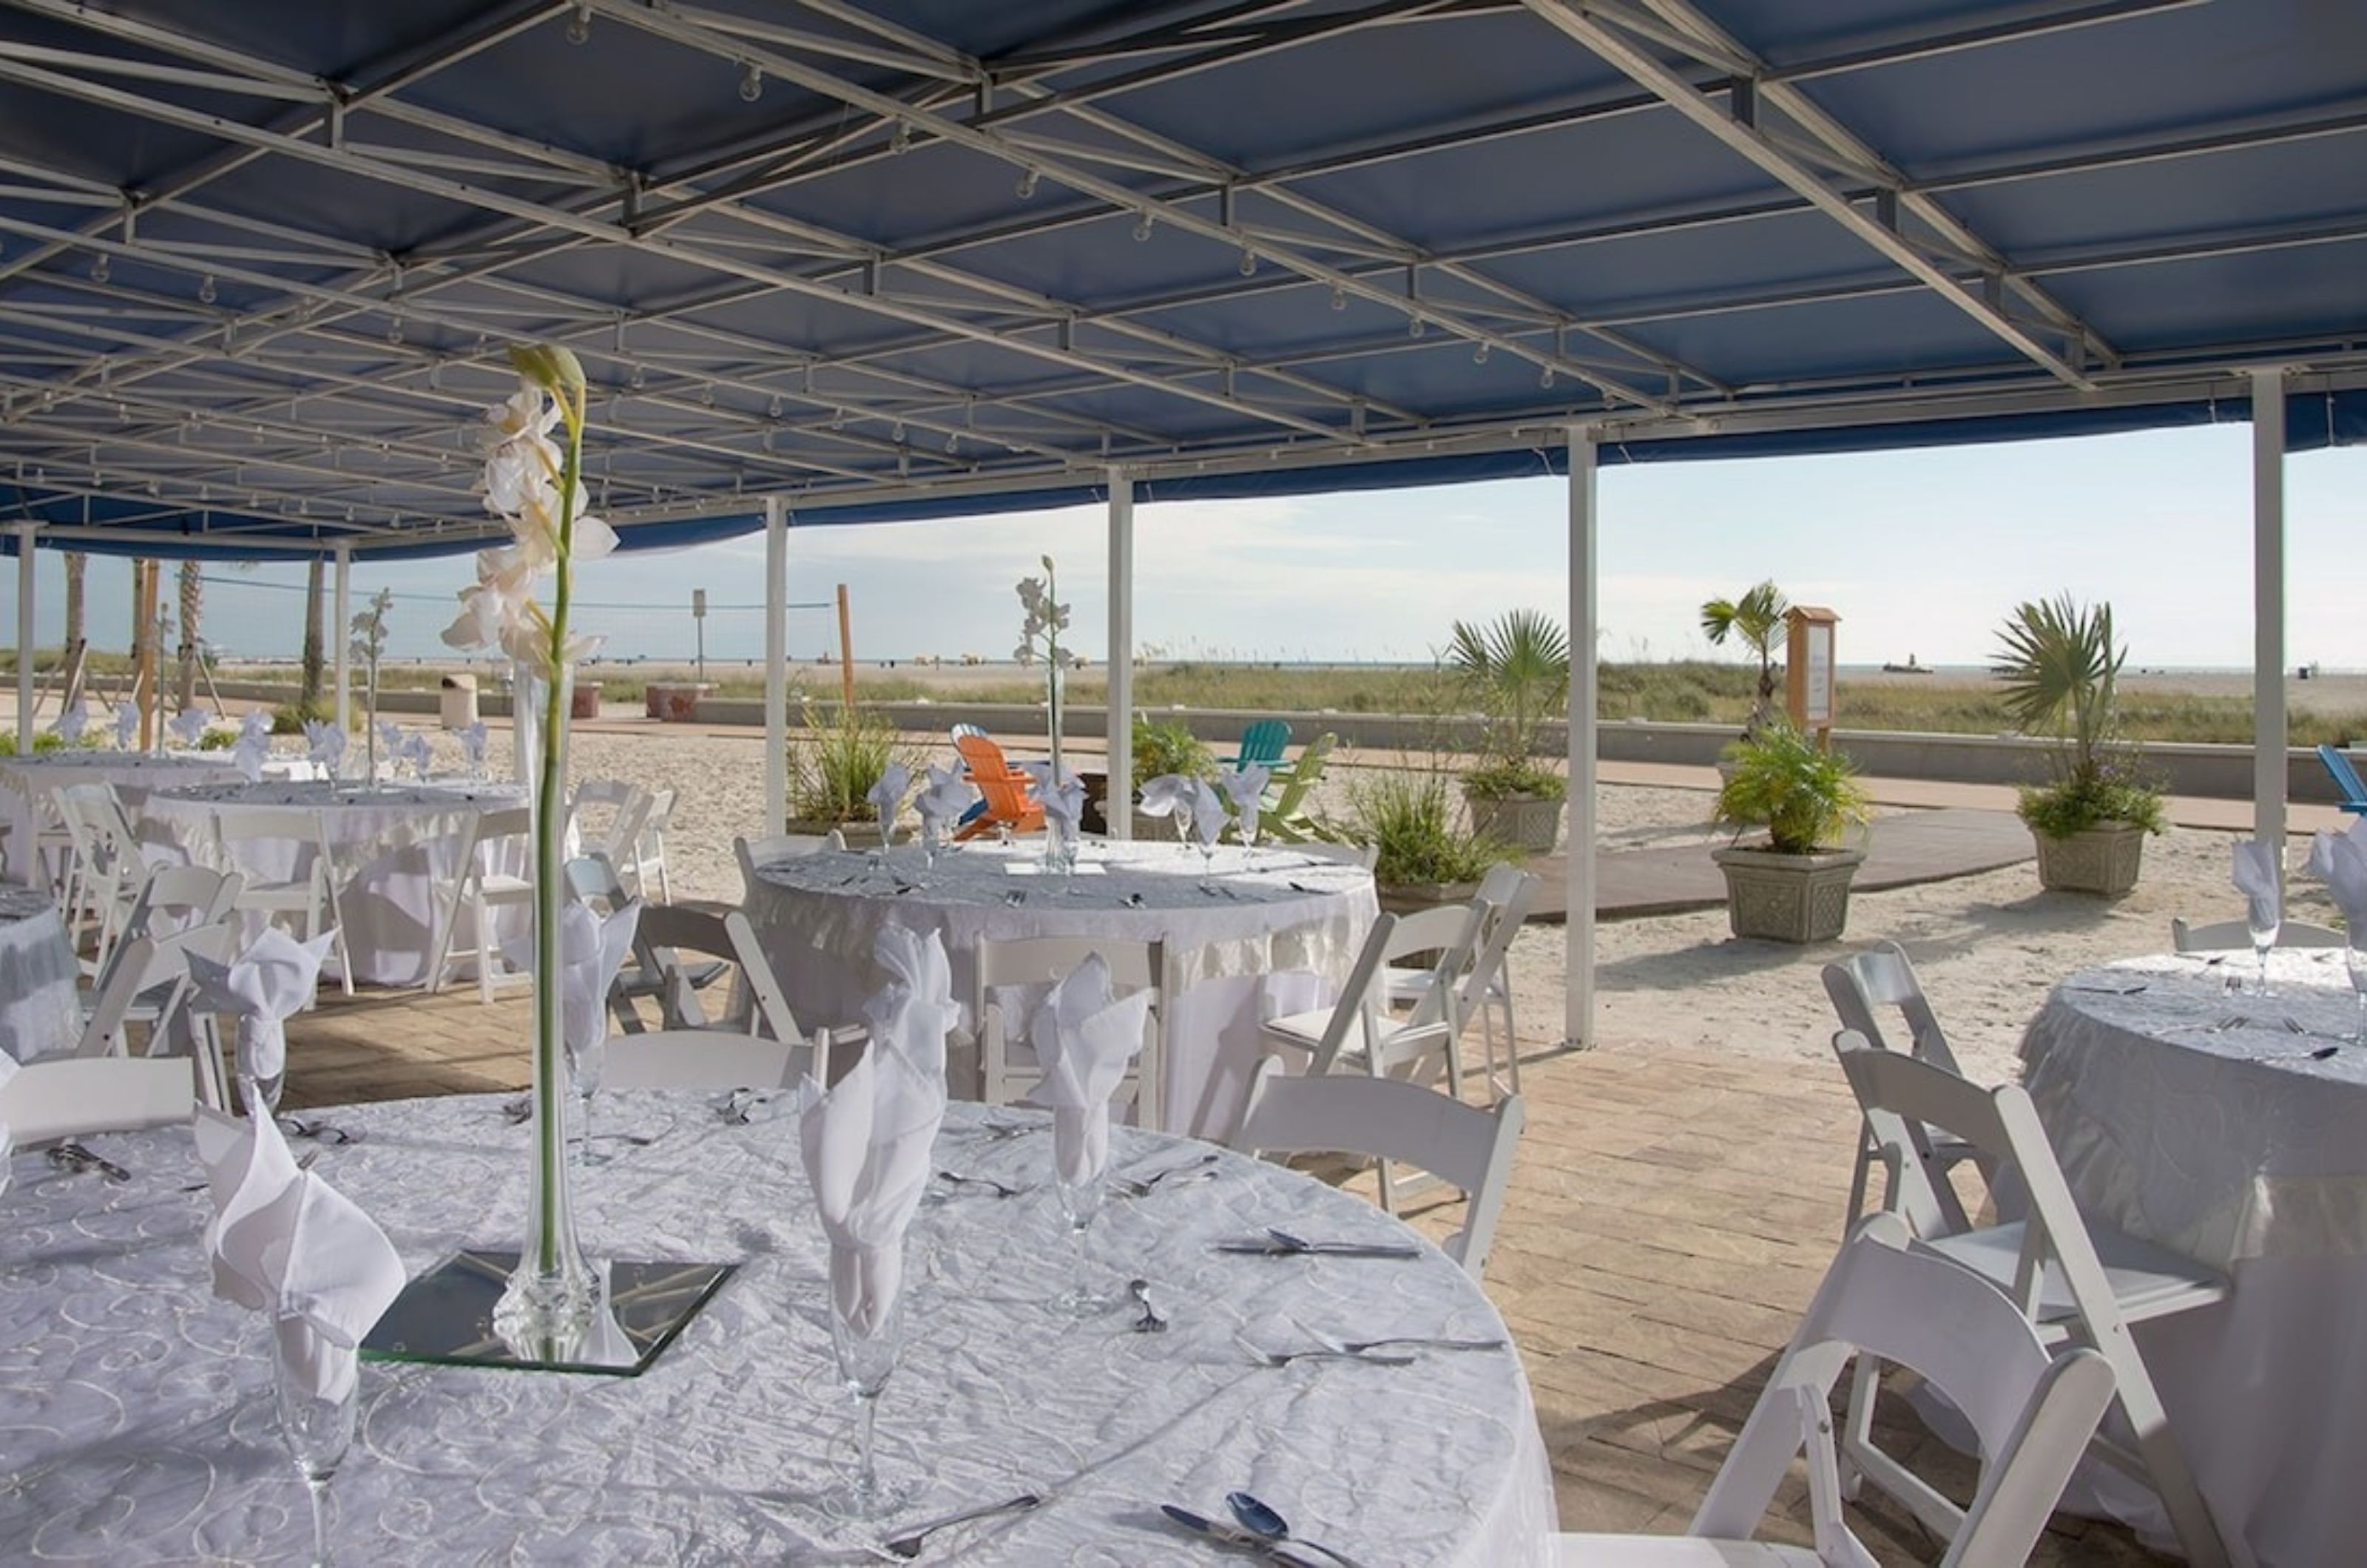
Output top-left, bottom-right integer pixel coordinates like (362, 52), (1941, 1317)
(933, 1168), (1025, 1198)
(1215, 1227), (1421, 1260)
(1117, 1152), (1219, 1198)
(1160, 1504), (1326, 1567)
(1225, 1492), (1369, 1568)
(1233, 1332), (1415, 1368)
(47, 1142), (131, 1183)
(876, 1493), (1041, 1559)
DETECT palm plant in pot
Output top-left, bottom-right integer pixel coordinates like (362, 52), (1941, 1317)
(1992, 595), (2164, 895)
(1445, 609), (1569, 854)
(1700, 579), (1789, 737)
(1711, 721), (1873, 942)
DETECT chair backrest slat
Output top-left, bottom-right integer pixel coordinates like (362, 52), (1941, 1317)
(601, 1027), (799, 1092)
(0, 1055), (195, 1143)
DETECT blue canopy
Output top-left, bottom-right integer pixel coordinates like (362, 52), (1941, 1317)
(0, 0), (2361, 561)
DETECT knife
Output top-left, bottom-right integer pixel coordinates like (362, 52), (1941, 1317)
(1160, 1504), (1323, 1565)
(1214, 1240), (1422, 1260)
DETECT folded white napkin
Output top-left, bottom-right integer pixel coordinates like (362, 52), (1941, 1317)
(2310, 821), (2367, 929)
(192, 1107), (405, 1402)
(913, 763), (973, 838)
(1219, 764), (1269, 838)
(169, 709), (211, 748)
(501, 899), (640, 1069)
(2232, 840), (2281, 930)
(234, 709), (272, 783)
(0, 1043), (14, 1194)
(1187, 779), (1229, 848)
(375, 721), (405, 773)
(303, 720), (346, 779)
(1028, 953), (1152, 1185)
(401, 731), (434, 782)
(458, 721), (488, 774)
(797, 925), (953, 1337)
(53, 703), (87, 743)
(1022, 762), (1086, 837)
(114, 705), (140, 751)
(240, 710), (271, 743)
(865, 761), (912, 830)
(184, 928), (338, 1089)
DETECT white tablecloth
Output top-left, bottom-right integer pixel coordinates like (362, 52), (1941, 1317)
(746, 840), (1380, 1139)
(0, 883), (78, 1060)
(2021, 949), (2367, 1567)
(0, 1093), (1556, 1565)
(0, 751), (250, 883)
(136, 779), (529, 987)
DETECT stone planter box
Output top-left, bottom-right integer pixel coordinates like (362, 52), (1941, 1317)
(569, 681), (601, 720)
(645, 682), (712, 721)
(1712, 844), (1866, 943)
(1468, 791), (1563, 855)
(789, 817), (886, 849)
(1377, 879), (1482, 916)
(2032, 820), (2149, 896)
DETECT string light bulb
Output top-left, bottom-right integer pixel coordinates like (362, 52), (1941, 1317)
(198, 274), (217, 305)
(739, 64), (762, 102)
(1238, 248), (1257, 277)
(1539, 365), (1556, 388)
(1472, 340), (1490, 364)
(1330, 285), (1345, 311)
(628, 364), (645, 389)
(1408, 317), (1425, 339)
(889, 121), (910, 155)
(90, 254), (109, 284)
(1132, 212), (1154, 243)
(565, 6), (590, 44)
(1016, 168), (1039, 199)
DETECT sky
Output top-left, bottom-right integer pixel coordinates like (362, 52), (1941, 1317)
(5, 422), (2361, 673)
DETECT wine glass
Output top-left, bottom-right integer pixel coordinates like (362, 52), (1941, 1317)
(2346, 937), (2367, 1044)
(1050, 1143), (1114, 1318)
(2246, 892), (2280, 998)
(272, 1322), (357, 1567)
(568, 1032), (608, 1169)
(823, 1249), (910, 1520)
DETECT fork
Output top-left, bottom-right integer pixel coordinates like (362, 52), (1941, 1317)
(878, 1493), (1041, 1559)
(935, 1169), (1024, 1198)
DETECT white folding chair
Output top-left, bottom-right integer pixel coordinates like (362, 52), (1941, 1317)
(1821, 941), (1985, 1236)
(1387, 863), (1535, 1101)
(601, 1027), (800, 1092)
(212, 802), (354, 998)
(2171, 915), (2344, 952)
(1833, 1034), (2233, 1568)
(632, 902), (849, 1084)
(976, 936), (1166, 1131)
(0, 1055), (196, 1145)
(570, 779), (651, 891)
(427, 805), (533, 1002)
(733, 832), (809, 902)
(1232, 1059), (1523, 1279)
(628, 786), (676, 901)
(53, 783), (146, 962)
(72, 921), (238, 1106)
(81, 865), (243, 1044)
(1551, 1212), (2119, 1568)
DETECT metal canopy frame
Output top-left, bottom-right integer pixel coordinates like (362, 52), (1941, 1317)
(0, 0), (2357, 559)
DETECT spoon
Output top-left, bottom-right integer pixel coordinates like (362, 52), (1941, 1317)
(1118, 1152), (1219, 1198)
(935, 1169), (1024, 1198)
(1127, 1277), (1168, 1334)
(879, 1493), (1041, 1559)
(1224, 1491), (1369, 1568)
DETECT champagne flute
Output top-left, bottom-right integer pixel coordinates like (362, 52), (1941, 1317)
(1050, 1142), (1113, 1318)
(2346, 937), (2367, 1044)
(824, 1248), (909, 1519)
(2246, 891), (2280, 998)
(272, 1322), (357, 1568)
(567, 1030), (607, 1169)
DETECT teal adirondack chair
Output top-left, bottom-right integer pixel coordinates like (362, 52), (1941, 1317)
(1226, 719), (1291, 771)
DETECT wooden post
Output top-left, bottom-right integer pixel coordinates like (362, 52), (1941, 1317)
(135, 560), (161, 748)
(1784, 606), (1839, 748)
(835, 582), (855, 713)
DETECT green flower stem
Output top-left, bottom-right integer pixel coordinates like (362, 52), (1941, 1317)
(530, 384), (584, 1278)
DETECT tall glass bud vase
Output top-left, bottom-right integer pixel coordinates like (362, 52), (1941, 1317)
(493, 661), (595, 1351)
(1041, 663), (1067, 871)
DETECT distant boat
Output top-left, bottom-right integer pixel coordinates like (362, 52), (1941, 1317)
(1880, 655), (1933, 675)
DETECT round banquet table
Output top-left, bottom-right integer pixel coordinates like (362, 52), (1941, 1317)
(137, 778), (530, 987)
(745, 839), (1380, 1140)
(0, 883), (79, 1061)
(0, 1092), (1556, 1565)
(2020, 947), (2367, 1568)
(0, 751), (252, 884)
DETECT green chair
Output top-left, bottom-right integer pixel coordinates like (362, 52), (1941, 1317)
(1225, 718), (1291, 771)
(1259, 731), (1336, 843)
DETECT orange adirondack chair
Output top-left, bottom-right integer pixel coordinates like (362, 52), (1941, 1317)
(952, 732), (1046, 841)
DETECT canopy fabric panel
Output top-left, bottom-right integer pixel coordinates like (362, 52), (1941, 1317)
(0, 0), (2360, 562)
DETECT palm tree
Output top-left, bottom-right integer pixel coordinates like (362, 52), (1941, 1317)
(175, 560), (203, 709)
(1700, 580), (1789, 731)
(300, 557), (325, 717)
(1991, 594), (2123, 788)
(61, 550), (87, 708)
(1445, 608), (1570, 788)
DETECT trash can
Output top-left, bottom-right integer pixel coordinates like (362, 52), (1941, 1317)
(439, 673), (479, 729)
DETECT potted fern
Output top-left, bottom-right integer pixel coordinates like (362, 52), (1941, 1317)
(1710, 722), (1873, 942)
(1992, 595), (2164, 895)
(1445, 609), (1569, 854)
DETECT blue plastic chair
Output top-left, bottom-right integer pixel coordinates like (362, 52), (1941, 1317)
(1226, 719), (1291, 771)
(2317, 743), (2367, 816)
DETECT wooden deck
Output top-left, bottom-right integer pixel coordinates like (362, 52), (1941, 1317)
(281, 988), (2172, 1564)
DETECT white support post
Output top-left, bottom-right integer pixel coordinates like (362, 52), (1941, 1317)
(763, 496), (789, 837)
(2252, 368), (2287, 871)
(1106, 467), (1134, 840)
(14, 524), (35, 751)
(1565, 428), (1598, 1049)
(331, 547), (351, 732)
